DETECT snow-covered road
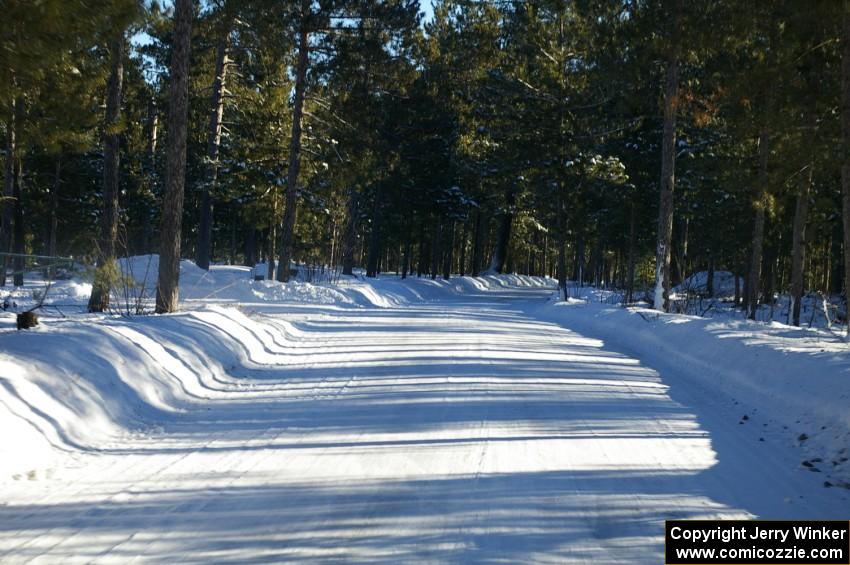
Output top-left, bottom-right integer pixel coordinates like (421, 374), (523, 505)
(0, 284), (844, 563)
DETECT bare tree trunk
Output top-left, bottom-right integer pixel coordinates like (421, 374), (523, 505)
(277, 12), (310, 282)
(197, 24), (230, 271)
(556, 188), (567, 297)
(673, 217), (688, 285)
(430, 219), (441, 280)
(488, 188), (514, 273)
(366, 221), (381, 277)
(653, 0), (681, 311)
(734, 264), (741, 305)
(417, 223), (427, 277)
(155, 0), (193, 314)
(556, 0), (568, 297)
(442, 221), (454, 279)
(626, 202), (636, 303)
(543, 233), (549, 277)
(471, 208), (482, 275)
(789, 165), (811, 326)
(341, 187), (358, 275)
(366, 186), (383, 278)
(401, 230), (411, 279)
(591, 237), (602, 287)
(244, 229), (257, 266)
(12, 158), (24, 287)
(1, 97), (15, 287)
(842, 0), (850, 339)
(573, 234), (585, 285)
(267, 192), (278, 279)
(48, 157), (60, 276)
(827, 227), (840, 294)
(267, 225), (277, 279)
(762, 229), (777, 306)
(747, 125), (769, 320)
(458, 220), (467, 276)
(706, 257), (714, 297)
(89, 33), (124, 312)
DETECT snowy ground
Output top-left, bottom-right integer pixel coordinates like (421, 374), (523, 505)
(0, 264), (848, 563)
(669, 270), (844, 330)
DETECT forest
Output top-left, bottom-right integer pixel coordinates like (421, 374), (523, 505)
(3, 2), (850, 559)
(1, 0), (848, 327)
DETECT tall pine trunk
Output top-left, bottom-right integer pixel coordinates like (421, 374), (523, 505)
(12, 158), (24, 287)
(442, 221), (454, 280)
(706, 257), (714, 297)
(653, 0), (681, 311)
(626, 202), (636, 304)
(341, 186), (358, 275)
(556, 187), (567, 297)
(673, 217), (688, 285)
(366, 221), (381, 278)
(556, 3), (568, 298)
(401, 231), (411, 279)
(458, 221), (467, 276)
(488, 187), (514, 273)
(762, 230), (777, 306)
(267, 191), (278, 279)
(471, 208), (482, 275)
(1, 97), (15, 287)
(48, 157), (60, 277)
(430, 219), (441, 280)
(196, 25), (230, 271)
(277, 12), (310, 282)
(417, 223), (427, 277)
(366, 185), (383, 278)
(747, 125), (769, 320)
(89, 33), (124, 312)
(734, 264), (742, 305)
(573, 234), (585, 285)
(155, 0), (193, 313)
(842, 0), (850, 340)
(789, 164), (812, 326)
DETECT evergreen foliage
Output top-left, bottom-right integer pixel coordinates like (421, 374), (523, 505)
(2, 0), (849, 324)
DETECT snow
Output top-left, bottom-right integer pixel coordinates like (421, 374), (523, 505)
(668, 271), (842, 330)
(0, 260), (848, 562)
(673, 270), (741, 299)
(533, 288), (850, 489)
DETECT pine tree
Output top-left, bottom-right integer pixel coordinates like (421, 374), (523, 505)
(88, 32), (126, 312)
(156, 0), (194, 313)
(653, 0), (682, 312)
(196, 1), (233, 271)
(276, 0), (312, 282)
(842, 0), (850, 340)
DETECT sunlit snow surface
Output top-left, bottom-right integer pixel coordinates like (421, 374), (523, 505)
(0, 266), (847, 563)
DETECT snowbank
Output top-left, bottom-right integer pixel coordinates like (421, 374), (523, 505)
(3, 263), (848, 490)
(0, 306), (306, 481)
(530, 291), (850, 487)
(0, 270), (551, 478)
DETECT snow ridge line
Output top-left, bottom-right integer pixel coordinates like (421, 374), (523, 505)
(0, 273), (554, 482)
(0, 305), (313, 481)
